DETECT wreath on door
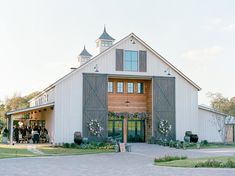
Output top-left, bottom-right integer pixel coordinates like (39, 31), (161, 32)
(158, 119), (172, 137)
(87, 119), (103, 136)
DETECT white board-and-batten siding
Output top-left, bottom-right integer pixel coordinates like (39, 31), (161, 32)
(54, 36), (199, 143)
(198, 107), (226, 142)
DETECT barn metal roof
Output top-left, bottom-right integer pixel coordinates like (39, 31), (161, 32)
(79, 46), (92, 57)
(98, 27), (115, 41)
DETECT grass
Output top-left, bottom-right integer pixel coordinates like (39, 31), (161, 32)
(155, 156), (235, 168)
(0, 144), (114, 159)
(38, 145), (114, 155)
(187, 143), (235, 149)
(0, 145), (38, 159)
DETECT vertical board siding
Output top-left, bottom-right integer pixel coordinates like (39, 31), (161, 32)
(153, 77), (176, 141)
(116, 49), (124, 71)
(54, 35), (198, 143)
(198, 108), (226, 142)
(139, 50), (147, 72)
(83, 73), (108, 139)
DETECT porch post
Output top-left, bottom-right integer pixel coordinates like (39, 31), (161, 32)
(9, 115), (13, 144)
(123, 116), (127, 143)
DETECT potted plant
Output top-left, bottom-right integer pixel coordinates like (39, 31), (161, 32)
(196, 142), (201, 149)
(2, 128), (9, 144)
(74, 131), (83, 145)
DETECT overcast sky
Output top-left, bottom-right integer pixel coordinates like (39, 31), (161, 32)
(0, 0), (234, 105)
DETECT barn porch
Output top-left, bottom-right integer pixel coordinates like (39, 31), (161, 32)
(6, 103), (54, 144)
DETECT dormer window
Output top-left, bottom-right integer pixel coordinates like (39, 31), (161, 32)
(116, 49), (147, 72)
(124, 50), (138, 71)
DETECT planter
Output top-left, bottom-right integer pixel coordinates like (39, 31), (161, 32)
(196, 143), (201, 149)
(115, 144), (119, 153)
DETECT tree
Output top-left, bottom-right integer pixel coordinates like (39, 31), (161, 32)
(207, 92), (235, 116)
(0, 101), (6, 134)
(5, 91), (40, 112)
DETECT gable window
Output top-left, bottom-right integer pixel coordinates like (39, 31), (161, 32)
(108, 82), (113, 93)
(127, 83), (134, 93)
(124, 50), (138, 71)
(137, 83), (144, 94)
(117, 82), (124, 93)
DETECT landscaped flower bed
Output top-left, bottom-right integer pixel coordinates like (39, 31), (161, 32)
(154, 155), (187, 163)
(155, 156), (235, 168)
(61, 142), (115, 150)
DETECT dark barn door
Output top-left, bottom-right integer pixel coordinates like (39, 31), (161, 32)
(153, 77), (176, 141)
(83, 73), (108, 140)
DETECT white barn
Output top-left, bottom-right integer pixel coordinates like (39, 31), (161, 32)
(8, 27), (224, 145)
(198, 105), (235, 143)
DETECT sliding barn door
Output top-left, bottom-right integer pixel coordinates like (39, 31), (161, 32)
(83, 73), (108, 139)
(153, 77), (176, 141)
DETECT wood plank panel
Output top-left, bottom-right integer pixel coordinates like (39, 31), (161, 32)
(108, 78), (151, 113)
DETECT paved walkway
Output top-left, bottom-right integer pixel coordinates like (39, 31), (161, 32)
(0, 143), (235, 176)
(27, 145), (45, 155)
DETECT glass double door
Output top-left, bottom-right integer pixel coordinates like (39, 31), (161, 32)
(127, 120), (145, 142)
(108, 119), (145, 142)
(108, 120), (123, 142)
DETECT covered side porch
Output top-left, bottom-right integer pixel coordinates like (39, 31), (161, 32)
(6, 103), (54, 144)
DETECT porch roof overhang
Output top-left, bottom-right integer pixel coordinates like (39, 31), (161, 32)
(6, 102), (54, 116)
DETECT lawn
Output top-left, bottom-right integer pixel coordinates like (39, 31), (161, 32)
(38, 145), (114, 155)
(0, 145), (38, 159)
(187, 143), (235, 149)
(0, 144), (114, 159)
(155, 156), (235, 168)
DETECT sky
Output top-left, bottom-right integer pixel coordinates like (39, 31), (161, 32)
(0, 0), (234, 105)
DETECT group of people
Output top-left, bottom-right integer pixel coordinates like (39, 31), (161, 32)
(13, 125), (49, 144)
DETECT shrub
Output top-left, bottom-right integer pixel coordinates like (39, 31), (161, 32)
(63, 143), (71, 148)
(195, 159), (235, 168)
(184, 142), (196, 148)
(169, 140), (176, 148)
(70, 143), (77, 148)
(154, 155), (187, 163)
(2, 128), (9, 138)
(200, 140), (209, 146)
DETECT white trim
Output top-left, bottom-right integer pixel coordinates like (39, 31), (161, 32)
(131, 33), (201, 90)
(30, 32), (201, 100)
(6, 102), (54, 115)
(198, 105), (227, 116)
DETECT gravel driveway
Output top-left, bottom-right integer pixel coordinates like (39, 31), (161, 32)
(0, 143), (235, 176)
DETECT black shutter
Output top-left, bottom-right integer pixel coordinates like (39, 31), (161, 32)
(116, 49), (124, 71)
(83, 73), (108, 140)
(152, 77), (176, 141)
(139, 50), (147, 72)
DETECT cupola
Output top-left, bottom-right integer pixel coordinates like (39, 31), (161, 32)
(96, 26), (115, 54)
(78, 46), (92, 66)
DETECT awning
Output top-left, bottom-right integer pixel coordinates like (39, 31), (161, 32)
(6, 102), (54, 116)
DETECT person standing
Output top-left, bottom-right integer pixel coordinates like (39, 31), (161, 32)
(14, 125), (19, 143)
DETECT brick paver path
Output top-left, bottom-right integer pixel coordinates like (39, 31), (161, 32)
(0, 143), (235, 176)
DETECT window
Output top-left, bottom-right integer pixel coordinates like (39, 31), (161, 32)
(127, 83), (134, 93)
(108, 82), (113, 93)
(124, 50), (138, 71)
(137, 83), (144, 94)
(102, 41), (112, 47)
(117, 82), (124, 93)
